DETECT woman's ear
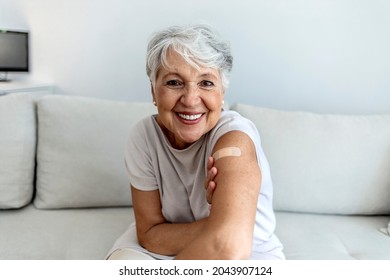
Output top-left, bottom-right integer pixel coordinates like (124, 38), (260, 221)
(150, 81), (156, 105)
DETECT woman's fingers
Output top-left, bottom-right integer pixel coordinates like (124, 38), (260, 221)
(206, 181), (216, 204)
(205, 156), (218, 204)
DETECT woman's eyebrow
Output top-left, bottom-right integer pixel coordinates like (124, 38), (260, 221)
(160, 71), (218, 81)
(161, 72), (180, 79)
(199, 73), (218, 80)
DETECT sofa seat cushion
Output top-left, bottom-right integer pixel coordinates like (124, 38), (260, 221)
(1, 206), (388, 260)
(35, 95), (157, 209)
(0, 205), (133, 259)
(0, 93), (36, 209)
(232, 104), (390, 215)
(275, 212), (390, 259)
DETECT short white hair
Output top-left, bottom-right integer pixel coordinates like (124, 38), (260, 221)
(146, 23), (233, 89)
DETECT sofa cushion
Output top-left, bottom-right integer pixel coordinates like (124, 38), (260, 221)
(0, 205), (132, 259)
(35, 95), (157, 209)
(275, 212), (390, 259)
(232, 104), (390, 215)
(0, 93), (36, 209)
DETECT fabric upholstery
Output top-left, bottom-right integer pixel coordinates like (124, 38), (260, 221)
(0, 205), (132, 259)
(275, 212), (390, 259)
(1, 205), (389, 260)
(232, 104), (390, 215)
(0, 93), (36, 209)
(35, 95), (157, 209)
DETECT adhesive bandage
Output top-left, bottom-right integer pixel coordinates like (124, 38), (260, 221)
(212, 147), (241, 161)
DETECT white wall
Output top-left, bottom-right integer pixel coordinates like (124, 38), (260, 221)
(1, 0), (389, 114)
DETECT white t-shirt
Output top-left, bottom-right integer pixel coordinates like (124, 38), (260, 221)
(109, 110), (284, 259)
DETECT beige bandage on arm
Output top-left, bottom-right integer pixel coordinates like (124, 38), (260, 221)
(212, 147), (241, 161)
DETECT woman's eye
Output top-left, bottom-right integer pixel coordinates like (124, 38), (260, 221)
(165, 80), (183, 87)
(199, 80), (215, 88)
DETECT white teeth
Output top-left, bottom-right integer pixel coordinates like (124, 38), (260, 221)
(178, 113), (202, 121)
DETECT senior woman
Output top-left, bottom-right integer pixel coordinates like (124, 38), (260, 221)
(106, 24), (284, 260)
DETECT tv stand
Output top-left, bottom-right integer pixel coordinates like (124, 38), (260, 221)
(0, 72), (11, 82)
(0, 81), (53, 97)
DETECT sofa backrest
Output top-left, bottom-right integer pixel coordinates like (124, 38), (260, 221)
(35, 95), (157, 209)
(232, 103), (390, 215)
(0, 93), (36, 209)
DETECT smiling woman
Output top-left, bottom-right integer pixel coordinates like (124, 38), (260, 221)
(152, 50), (224, 149)
(106, 23), (285, 260)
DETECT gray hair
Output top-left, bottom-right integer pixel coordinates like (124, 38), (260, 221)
(146, 24), (233, 89)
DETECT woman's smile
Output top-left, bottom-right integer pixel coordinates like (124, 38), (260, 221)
(176, 112), (205, 122)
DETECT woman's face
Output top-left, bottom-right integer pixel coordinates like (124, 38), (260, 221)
(152, 50), (224, 149)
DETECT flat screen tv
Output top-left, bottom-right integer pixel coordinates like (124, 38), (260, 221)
(0, 30), (29, 77)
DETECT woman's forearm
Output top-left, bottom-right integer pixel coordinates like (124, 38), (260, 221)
(138, 217), (208, 256)
(132, 187), (209, 256)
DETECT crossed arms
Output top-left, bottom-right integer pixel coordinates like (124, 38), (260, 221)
(131, 130), (261, 259)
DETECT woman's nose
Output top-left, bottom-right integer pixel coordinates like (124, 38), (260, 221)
(180, 83), (200, 107)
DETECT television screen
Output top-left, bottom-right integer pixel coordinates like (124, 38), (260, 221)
(0, 30), (29, 72)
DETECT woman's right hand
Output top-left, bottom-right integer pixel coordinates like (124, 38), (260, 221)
(205, 156), (218, 204)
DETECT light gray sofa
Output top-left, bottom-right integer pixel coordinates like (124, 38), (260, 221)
(1, 92), (389, 260)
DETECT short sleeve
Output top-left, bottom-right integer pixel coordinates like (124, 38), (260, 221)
(124, 118), (158, 191)
(209, 111), (258, 147)
(207, 111), (266, 172)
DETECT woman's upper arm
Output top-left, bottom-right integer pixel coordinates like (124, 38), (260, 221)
(175, 130), (261, 259)
(208, 130), (261, 256)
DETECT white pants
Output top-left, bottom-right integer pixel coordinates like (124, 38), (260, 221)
(107, 248), (155, 260)
(107, 248), (285, 260)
